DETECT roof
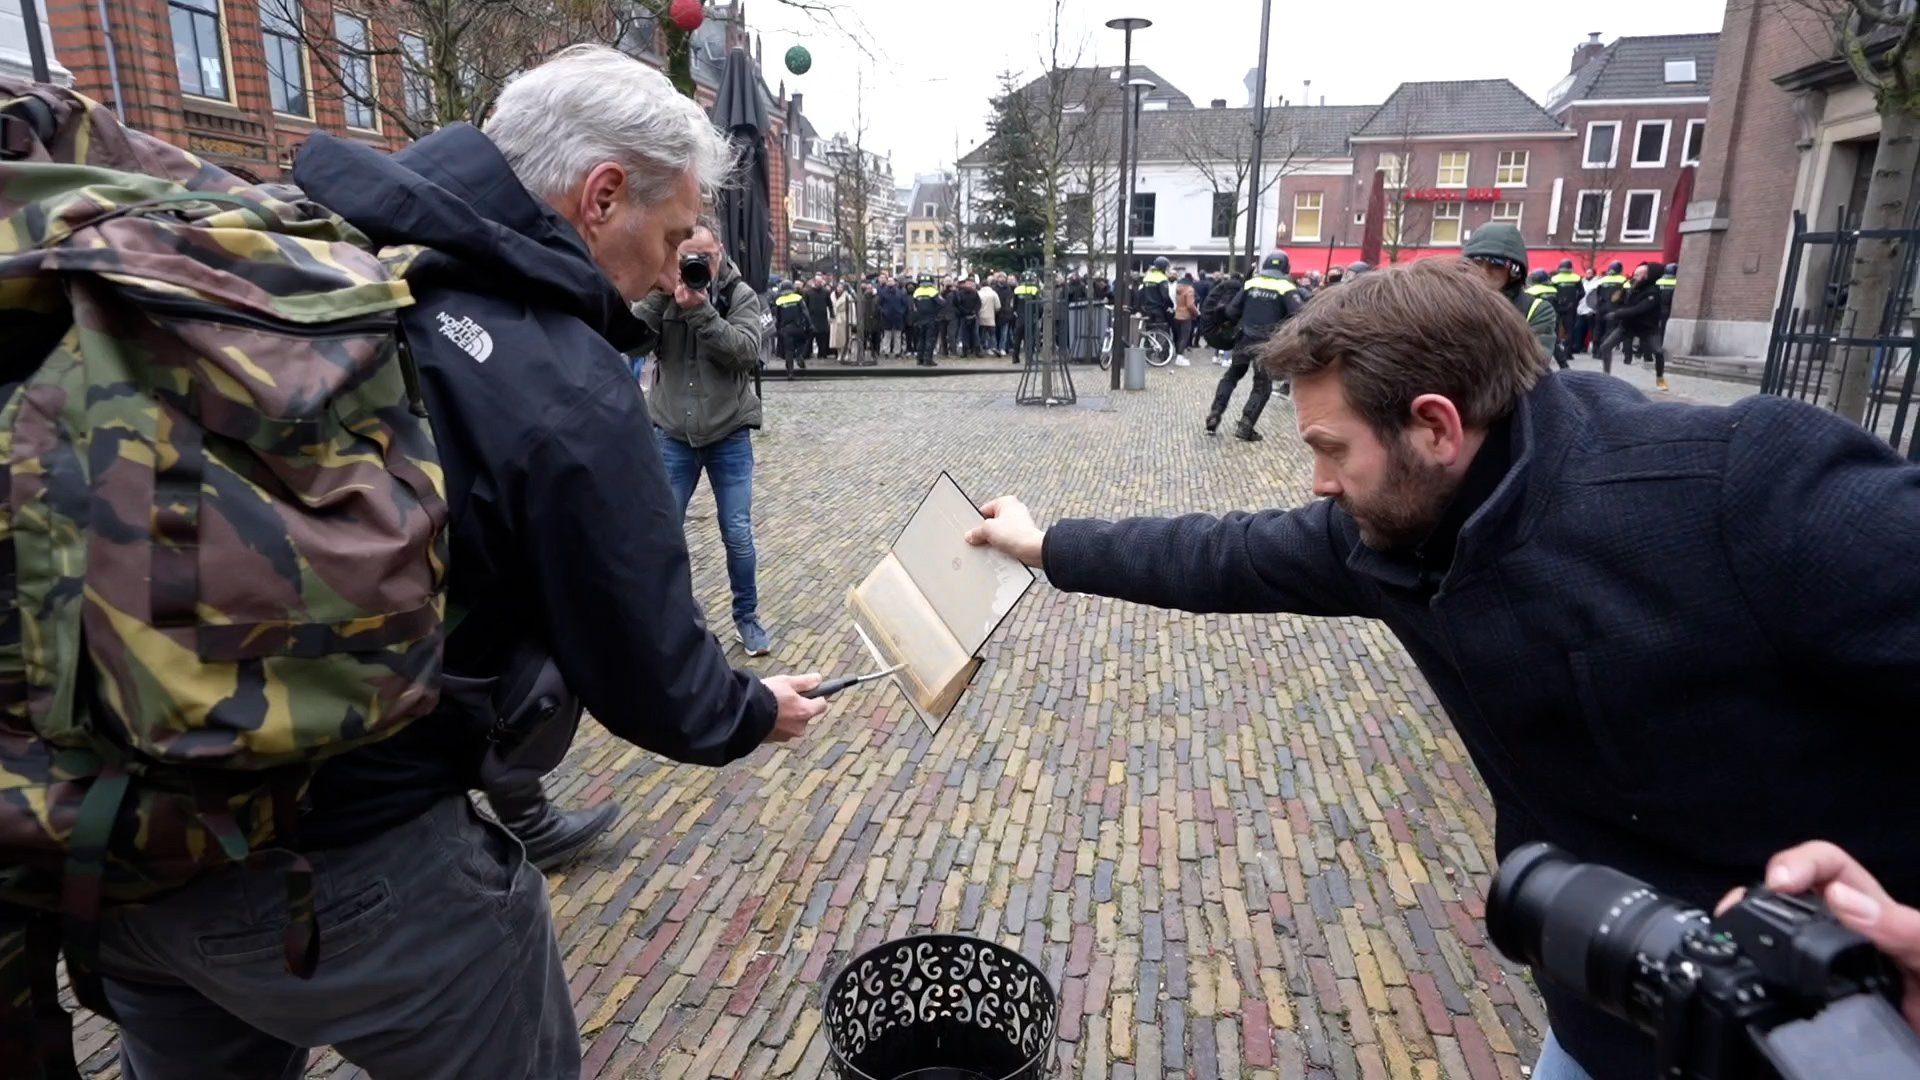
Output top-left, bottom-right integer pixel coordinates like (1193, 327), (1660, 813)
(907, 179), (950, 219)
(1546, 33), (1719, 113)
(1352, 79), (1566, 138)
(1135, 104), (1376, 161)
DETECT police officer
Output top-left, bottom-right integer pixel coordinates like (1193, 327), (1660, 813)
(1462, 223), (1558, 370)
(1657, 262), (1679, 337)
(1591, 260), (1630, 365)
(773, 278), (812, 376)
(1012, 272), (1040, 363)
(1525, 270), (1566, 371)
(911, 274), (943, 366)
(1138, 256), (1175, 333)
(1550, 258), (1584, 365)
(1209, 251), (1303, 441)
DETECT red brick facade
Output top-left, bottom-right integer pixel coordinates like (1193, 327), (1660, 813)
(43, 1), (790, 263)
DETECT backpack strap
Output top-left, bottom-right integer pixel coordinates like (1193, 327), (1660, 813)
(57, 764), (128, 1019)
(0, 910), (82, 1080)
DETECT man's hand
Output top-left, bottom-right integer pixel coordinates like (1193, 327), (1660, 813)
(674, 283), (708, 311)
(1718, 841), (1920, 1033)
(964, 496), (1046, 567)
(760, 673), (827, 742)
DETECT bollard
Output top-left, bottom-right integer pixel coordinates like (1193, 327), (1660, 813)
(1123, 345), (1147, 390)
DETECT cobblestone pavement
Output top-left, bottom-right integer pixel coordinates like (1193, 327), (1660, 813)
(73, 356), (1744, 1079)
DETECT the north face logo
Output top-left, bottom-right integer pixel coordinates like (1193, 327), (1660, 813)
(436, 311), (493, 362)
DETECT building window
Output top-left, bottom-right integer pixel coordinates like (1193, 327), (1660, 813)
(1430, 202), (1462, 246)
(170, 0), (229, 100)
(1633, 120), (1670, 168)
(1490, 200), (1523, 227)
(1574, 190), (1612, 241)
(1065, 192), (1092, 239)
(1130, 192), (1156, 237)
(1496, 150), (1528, 186)
(1664, 58), (1697, 83)
(258, 0), (305, 115)
(1382, 203), (1403, 247)
(335, 11), (376, 129)
(1210, 192), (1235, 239)
(1683, 119), (1706, 165)
(1293, 192), (1322, 243)
(1353, 211), (1366, 226)
(1620, 190), (1659, 242)
(400, 31), (432, 125)
(1378, 151), (1406, 188)
(922, 202), (936, 216)
(1584, 122), (1619, 168)
(1436, 151), (1469, 187)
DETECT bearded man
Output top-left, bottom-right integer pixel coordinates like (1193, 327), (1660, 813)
(963, 257), (1920, 1080)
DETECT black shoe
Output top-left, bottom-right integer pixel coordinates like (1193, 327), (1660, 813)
(486, 783), (618, 872)
(1234, 424), (1263, 442)
(1204, 412), (1221, 435)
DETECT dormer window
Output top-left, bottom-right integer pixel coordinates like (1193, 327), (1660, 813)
(1664, 59), (1696, 83)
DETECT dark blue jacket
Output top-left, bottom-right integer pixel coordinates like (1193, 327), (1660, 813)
(292, 125), (777, 846)
(1041, 372), (1920, 1079)
(877, 285), (909, 330)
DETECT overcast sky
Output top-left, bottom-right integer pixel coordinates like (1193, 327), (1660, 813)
(738, 0), (1726, 187)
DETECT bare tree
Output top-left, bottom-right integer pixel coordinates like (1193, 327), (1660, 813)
(1568, 153), (1627, 275)
(1375, 113), (1434, 265)
(939, 148), (966, 273)
(1173, 111), (1301, 273)
(828, 78), (892, 277)
(1766, 0), (1920, 419)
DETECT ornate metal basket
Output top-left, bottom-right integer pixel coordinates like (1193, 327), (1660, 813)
(824, 934), (1059, 1080)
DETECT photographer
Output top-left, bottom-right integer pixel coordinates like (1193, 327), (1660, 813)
(967, 258), (1920, 1080)
(635, 218), (775, 656)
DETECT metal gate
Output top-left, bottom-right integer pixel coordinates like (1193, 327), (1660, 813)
(1762, 208), (1920, 459)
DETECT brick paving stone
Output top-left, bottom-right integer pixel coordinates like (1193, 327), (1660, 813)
(73, 363), (1545, 1076)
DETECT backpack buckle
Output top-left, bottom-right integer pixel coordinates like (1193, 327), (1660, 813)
(0, 113), (34, 160)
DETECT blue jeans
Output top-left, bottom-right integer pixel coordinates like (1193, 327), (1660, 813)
(1532, 1031), (1595, 1080)
(655, 428), (758, 622)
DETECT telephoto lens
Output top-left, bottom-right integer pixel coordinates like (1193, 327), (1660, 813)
(1486, 842), (1701, 1032)
(680, 253), (712, 290)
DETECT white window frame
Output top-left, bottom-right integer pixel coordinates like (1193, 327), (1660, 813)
(1430, 202), (1463, 247)
(1619, 189), (1660, 243)
(1632, 120), (1671, 169)
(1435, 151), (1470, 188)
(922, 202), (936, 216)
(1293, 192), (1323, 243)
(1664, 58), (1697, 83)
(1682, 118), (1706, 166)
(172, 0), (237, 104)
(1573, 189), (1612, 242)
(1584, 121), (1620, 168)
(335, 10), (378, 132)
(1378, 151), (1406, 188)
(1490, 200), (1523, 228)
(1495, 150), (1528, 187)
(1352, 211), (1367, 226)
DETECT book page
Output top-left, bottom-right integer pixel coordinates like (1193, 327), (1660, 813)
(889, 473), (1035, 655)
(849, 554), (975, 724)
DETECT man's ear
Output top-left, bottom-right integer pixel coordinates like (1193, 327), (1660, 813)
(1406, 394), (1468, 467)
(578, 163), (628, 229)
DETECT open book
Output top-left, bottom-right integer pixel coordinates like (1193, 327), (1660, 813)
(848, 473), (1036, 734)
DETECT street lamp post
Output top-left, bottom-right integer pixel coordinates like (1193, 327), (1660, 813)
(1105, 16), (1150, 391)
(1125, 77), (1156, 273)
(1243, 0), (1274, 271)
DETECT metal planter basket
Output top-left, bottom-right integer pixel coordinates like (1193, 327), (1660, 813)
(824, 934), (1058, 1080)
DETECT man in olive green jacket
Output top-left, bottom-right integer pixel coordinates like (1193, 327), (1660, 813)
(634, 220), (775, 656)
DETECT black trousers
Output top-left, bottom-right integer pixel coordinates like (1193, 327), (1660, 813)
(1634, 328), (1666, 378)
(782, 332), (811, 372)
(916, 323), (936, 364)
(1210, 344), (1274, 429)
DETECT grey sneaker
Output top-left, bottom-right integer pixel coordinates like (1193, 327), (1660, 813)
(736, 616), (771, 657)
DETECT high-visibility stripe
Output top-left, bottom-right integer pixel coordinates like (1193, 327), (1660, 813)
(1656, 277), (1678, 287)
(774, 293), (804, 306)
(1244, 275), (1296, 294)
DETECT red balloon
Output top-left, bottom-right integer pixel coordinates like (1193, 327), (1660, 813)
(669, 0), (703, 32)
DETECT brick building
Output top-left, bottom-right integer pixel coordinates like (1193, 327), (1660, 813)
(38, 0), (797, 261)
(958, 37), (1716, 281)
(1671, 1), (1876, 359)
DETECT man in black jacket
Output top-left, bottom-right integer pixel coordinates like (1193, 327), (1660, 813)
(805, 273), (832, 359)
(952, 277), (983, 356)
(1612, 262), (1669, 392)
(967, 258), (1920, 1080)
(92, 45), (829, 1078)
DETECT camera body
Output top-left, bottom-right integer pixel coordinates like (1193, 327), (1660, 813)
(680, 252), (713, 291)
(1487, 843), (1920, 1080)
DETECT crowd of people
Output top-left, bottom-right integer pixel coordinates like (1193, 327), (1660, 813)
(769, 270), (1034, 369)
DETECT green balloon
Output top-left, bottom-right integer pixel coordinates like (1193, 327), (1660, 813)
(785, 45), (812, 75)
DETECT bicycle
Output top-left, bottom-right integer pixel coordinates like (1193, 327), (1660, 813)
(1097, 322), (1177, 370)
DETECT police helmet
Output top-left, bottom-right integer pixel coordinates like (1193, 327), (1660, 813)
(1261, 251), (1291, 275)
(1558, 258), (1574, 271)
(1528, 269), (1550, 285)
(1665, 262), (1677, 276)
(1345, 260), (1370, 276)
(1607, 260), (1624, 274)
(1153, 256), (1171, 271)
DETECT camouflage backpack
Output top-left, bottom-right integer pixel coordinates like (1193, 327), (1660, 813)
(0, 81), (449, 1077)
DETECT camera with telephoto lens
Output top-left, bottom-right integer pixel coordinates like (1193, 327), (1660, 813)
(679, 251), (713, 290)
(1487, 843), (1920, 1080)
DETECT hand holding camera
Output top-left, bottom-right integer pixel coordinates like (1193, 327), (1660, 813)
(675, 252), (713, 311)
